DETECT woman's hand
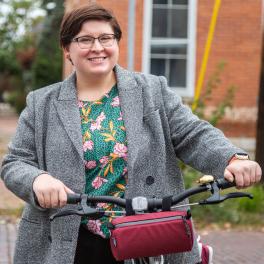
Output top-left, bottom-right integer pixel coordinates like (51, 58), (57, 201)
(33, 173), (74, 208)
(224, 160), (262, 188)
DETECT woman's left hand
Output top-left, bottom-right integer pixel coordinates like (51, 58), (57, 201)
(224, 160), (262, 188)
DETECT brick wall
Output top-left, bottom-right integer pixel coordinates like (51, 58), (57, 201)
(196, 0), (262, 138)
(64, 0), (262, 141)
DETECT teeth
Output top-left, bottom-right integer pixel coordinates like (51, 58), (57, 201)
(89, 57), (106, 62)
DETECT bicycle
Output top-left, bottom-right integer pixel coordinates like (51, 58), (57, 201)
(50, 176), (253, 264)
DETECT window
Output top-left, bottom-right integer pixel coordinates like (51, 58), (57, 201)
(142, 0), (197, 97)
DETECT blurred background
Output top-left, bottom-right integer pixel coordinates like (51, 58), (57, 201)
(0, 0), (264, 263)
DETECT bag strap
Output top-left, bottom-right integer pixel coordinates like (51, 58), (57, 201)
(162, 195), (173, 211)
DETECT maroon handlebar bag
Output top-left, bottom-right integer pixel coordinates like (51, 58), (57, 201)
(109, 210), (193, 261)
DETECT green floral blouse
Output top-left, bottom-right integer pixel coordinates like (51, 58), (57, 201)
(78, 84), (128, 238)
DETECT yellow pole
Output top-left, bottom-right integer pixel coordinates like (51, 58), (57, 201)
(192, 0), (222, 110)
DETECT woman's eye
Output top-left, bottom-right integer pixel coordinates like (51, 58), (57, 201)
(100, 36), (112, 42)
(79, 37), (93, 43)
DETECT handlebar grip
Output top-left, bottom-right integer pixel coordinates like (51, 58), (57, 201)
(67, 193), (82, 204)
(216, 178), (236, 189)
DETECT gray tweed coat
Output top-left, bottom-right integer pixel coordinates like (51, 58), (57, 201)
(1, 65), (243, 264)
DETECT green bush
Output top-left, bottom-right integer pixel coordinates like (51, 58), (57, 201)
(238, 185), (264, 213)
(5, 89), (27, 114)
(31, 0), (63, 90)
(0, 1), (63, 113)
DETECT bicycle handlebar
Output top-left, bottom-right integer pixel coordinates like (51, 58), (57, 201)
(67, 194), (127, 206)
(216, 178), (236, 189)
(66, 178), (236, 208)
(50, 177), (252, 221)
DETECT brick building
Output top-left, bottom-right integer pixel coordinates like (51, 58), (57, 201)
(64, 0), (263, 156)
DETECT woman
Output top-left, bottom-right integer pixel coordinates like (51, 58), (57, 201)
(1, 4), (261, 264)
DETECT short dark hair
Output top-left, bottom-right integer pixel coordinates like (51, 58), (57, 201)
(60, 3), (122, 48)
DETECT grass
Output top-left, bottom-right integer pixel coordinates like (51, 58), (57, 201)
(0, 206), (24, 218)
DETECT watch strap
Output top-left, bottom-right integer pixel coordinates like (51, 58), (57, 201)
(229, 153), (249, 164)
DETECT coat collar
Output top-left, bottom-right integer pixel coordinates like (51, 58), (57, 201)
(54, 72), (82, 159)
(58, 71), (77, 101)
(54, 65), (143, 170)
(114, 65), (144, 191)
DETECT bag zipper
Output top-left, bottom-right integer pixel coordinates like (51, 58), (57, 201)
(112, 215), (184, 228)
(183, 217), (191, 238)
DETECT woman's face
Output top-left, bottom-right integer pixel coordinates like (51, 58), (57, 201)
(64, 20), (119, 78)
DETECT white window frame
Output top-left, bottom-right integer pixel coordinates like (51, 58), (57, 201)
(142, 0), (197, 98)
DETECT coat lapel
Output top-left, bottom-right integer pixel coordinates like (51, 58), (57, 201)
(114, 65), (143, 189)
(54, 73), (84, 161)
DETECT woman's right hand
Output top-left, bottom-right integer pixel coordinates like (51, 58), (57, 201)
(33, 173), (74, 208)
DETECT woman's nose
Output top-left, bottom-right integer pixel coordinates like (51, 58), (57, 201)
(90, 39), (104, 52)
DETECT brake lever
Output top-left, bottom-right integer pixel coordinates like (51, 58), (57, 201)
(50, 194), (105, 221)
(199, 182), (253, 205)
(222, 192), (253, 201)
(200, 192), (253, 205)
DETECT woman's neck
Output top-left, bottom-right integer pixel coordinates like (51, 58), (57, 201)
(76, 71), (116, 101)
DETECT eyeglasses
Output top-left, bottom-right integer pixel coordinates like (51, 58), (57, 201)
(72, 34), (117, 49)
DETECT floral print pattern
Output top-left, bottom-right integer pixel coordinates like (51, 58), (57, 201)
(85, 160), (97, 170)
(113, 143), (128, 158)
(83, 140), (94, 151)
(92, 176), (108, 189)
(111, 96), (120, 107)
(90, 112), (106, 131)
(79, 84), (128, 238)
(87, 220), (105, 238)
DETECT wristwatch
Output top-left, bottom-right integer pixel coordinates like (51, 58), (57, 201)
(234, 153), (249, 160)
(229, 153), (249, 164)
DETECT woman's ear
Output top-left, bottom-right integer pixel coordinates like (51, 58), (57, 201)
(63, 46), (70, 58)
(63, 47), (74, 65)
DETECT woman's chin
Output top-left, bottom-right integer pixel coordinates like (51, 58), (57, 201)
(86, 67), (113, 77)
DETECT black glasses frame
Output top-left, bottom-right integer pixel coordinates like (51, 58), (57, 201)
(72, 34), (117, 49)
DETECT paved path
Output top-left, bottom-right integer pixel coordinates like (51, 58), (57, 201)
(199, 229), (264, 263)
(0, 218), (17, 264)
(0, 115), (24, 211)
(0, 115), (21, 264)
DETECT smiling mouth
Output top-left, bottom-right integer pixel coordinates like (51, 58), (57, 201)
(88, 57), (107, 62)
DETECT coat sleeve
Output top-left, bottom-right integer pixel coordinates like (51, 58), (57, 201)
(0, 91), (46, 210)
(159, 76), (245, 178)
